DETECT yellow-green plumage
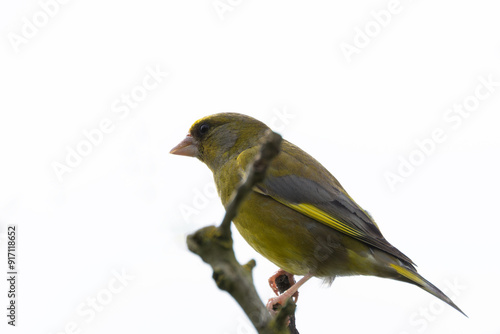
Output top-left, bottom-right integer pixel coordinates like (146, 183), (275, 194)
(171, 112), (466, 316)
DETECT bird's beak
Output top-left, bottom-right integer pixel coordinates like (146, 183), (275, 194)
(170, 134), (198, 157)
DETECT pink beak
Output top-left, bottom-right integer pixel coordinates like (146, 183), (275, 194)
(170, 134), (198, 157)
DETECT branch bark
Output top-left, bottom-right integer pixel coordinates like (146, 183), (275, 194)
(186, 130), (298, 334)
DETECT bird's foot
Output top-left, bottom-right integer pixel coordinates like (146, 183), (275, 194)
(266, 272), (313, 315)
(268, 269), (298, 301)
(266, 293), (292, 316)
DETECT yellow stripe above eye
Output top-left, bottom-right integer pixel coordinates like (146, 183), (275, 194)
(287, 203), (363, 238)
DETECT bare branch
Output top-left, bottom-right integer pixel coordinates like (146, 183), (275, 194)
(219, 130), (282, 239)
(186, 130), (299, 334)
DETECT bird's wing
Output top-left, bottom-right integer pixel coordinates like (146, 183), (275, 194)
(237, 140), (414, 265)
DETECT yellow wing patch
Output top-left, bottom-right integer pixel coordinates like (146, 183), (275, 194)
(389, 263), (426, 286)
(286, 203), (363, 238)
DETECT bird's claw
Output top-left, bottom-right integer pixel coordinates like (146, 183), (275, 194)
(268, 269), (298, 302)
(266, 296), (291, 326)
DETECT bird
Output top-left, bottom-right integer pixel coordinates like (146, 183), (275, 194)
(170, 112), (466, 316)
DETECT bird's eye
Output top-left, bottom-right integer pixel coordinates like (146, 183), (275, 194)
(199, 123), (210, 136)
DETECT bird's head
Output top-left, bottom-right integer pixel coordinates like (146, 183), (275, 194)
(170, 113), (269, 172)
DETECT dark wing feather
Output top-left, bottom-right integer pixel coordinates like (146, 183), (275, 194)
(246, 140), (414, 265)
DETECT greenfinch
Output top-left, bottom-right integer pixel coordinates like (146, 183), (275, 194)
(171, 112), (465, 316)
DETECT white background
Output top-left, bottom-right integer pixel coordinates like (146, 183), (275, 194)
(1, 1), (499, 333)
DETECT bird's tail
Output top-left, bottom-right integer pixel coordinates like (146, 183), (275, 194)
(390, 263), (467, 317)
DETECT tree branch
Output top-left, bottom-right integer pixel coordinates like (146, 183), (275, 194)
(186, 130), (298, 334)
(218, 130), (282, 239)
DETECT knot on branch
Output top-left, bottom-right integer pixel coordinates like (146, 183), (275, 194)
(242, 259), (257, 275)
(186, 226), (233, 262)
